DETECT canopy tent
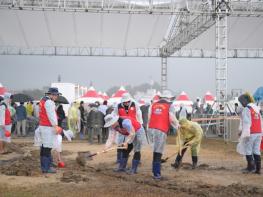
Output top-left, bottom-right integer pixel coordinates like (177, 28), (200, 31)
(204, 91), (215, 105)
(108, 86), (128, 105)
(98, 91), (109, 101)
(0, 83), (7, 96)
(76, 86), (103, 103)
(102, 92), (109, 101)
(173, 91), (193, 112)
(138, 98), (145, 106)
(98, 91), (104, 99)
(0, 87), (7, 96)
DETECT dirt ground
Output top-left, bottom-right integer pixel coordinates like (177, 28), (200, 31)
(0, 137), (263, 197)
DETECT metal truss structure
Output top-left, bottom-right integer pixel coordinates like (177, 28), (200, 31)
(0, 0), (263, 16)
(1, 46), (263, 58)
(1, 0), (263, 94)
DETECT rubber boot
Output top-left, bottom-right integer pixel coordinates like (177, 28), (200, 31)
(242, 155), (255, 173)
(114, 158), (128, 172)
(49, 156), (57, 168)
(171, 154), (182, 169)
(42, 156), (50, 173)
(79, 132), (84, 140)
(116, 150), (122, 164)
(254, 154), (261, 174)
(42, 156), (56, 174)
(152, 162), (161, 180)
(192, 156), (198, 169)
(127, 160), (140, 175)
(40, 156), (45, 172)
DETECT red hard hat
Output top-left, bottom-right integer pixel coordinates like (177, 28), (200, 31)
(58, 161), (65, 168)
(5, 130), (11, 137)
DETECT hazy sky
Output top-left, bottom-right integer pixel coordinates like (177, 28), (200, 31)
(0, 55), (262, 99)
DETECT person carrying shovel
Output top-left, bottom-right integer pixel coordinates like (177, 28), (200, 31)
(104, 113), (147, 174)
(171, 118), (203, 170)
(147, 90), (180, 180)
(113, 93), (143, 165)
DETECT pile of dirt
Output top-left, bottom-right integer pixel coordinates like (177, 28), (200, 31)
(61, 171), (90, 183)
(76, 151), (92, 166)
(182, 183), (263, 197)
(4, 142), (27, 154)
(0, 150), (41, 176)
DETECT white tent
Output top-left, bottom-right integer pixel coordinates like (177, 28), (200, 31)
(204, 91), (215, 106)
(173, 91), (193, 112)
(76, 86), (103, 104)
(108, 86), (128, 105)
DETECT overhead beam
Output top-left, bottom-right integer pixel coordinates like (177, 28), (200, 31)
(1, 46), (263, 58)
(1, 0), (263, 16)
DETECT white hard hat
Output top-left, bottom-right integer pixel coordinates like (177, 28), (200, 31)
(160, 90), (173, 99)
(121, 93), (132, 103)
(104, 113), (119, 127)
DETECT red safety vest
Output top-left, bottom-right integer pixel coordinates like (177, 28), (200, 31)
(148, 100), (171, 133)
(1, 103), (12, 125)
(117, 116), (141, 136)
(39, 97), (54, 127)
(5, 107), (12, 125)
(248, 106), (262, 134)
(118, 103), (137, 120)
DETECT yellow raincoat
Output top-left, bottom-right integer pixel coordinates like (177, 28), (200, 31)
(26, 103), (34, 117)
(68, 102), (80, 134)
(178, 118), (203, 156)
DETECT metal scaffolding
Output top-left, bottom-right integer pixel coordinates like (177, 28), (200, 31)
(1, 0), (263, 16)
(215, 0), (229, 103)
(215, 0), (230, 140)
(161, 56), (167, 91)
(1, 46), (263, 58)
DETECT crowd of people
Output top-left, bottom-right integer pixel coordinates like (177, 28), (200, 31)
(0, 88), (262, 180)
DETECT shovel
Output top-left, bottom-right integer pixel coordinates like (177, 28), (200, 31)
(161, 144), (190, 163)
(76, 146), (126, 166)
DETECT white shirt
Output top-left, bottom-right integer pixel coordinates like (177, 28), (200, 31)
(45, 99), (58, 126)
(98, 105), (108, 115)
(0, 104), (5, 126)
(239, 103), (263, 138)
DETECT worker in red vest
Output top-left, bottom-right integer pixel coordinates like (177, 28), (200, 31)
(39, 87), (62, 173)
(148, 90), (179, 180)
(0, 93), (12, 154)
(238, 93), (262, 174)
(114, 93), (143, 165)
(104, 113), (147, 174)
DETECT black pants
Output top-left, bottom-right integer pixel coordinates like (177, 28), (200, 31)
(40, 145), (52, 157)
(122, 143), (141, 161)
(153, 152), (162, 163)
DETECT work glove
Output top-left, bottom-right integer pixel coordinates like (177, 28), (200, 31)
(5, 130), (11, 137)
(54, 126), (63, 134)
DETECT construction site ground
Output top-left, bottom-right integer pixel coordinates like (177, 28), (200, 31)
(0, 136), (263, 197)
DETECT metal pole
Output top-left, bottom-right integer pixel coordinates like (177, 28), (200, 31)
(215, 0), (229, 141)
(161, 56), (168, 91)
